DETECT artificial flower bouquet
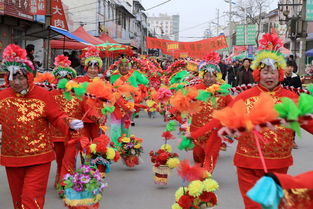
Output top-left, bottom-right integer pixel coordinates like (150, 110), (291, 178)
(149, 144), (180, 185)
(84, 134), (120, 178)
(116, 134), (143, 167)
(172, 160), (219, 209)
(172, 172), (219, 209)
(58, 164), (107, 209)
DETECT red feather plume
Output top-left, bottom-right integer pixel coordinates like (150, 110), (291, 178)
(203, 52), (220, 65)
(85, 46), (100, 58)
(3, 44), (27, 62)
(177, 160), (207, 182)
(54, 54), (71, 67)
(258, 32), (283, 51)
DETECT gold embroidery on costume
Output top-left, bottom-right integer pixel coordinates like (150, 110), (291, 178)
(237, 95), (294, 159)
(0, 97), (53, 157)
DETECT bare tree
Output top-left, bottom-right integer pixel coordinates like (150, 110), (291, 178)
(232, 0), (270, 47)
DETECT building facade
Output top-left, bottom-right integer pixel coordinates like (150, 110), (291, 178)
(63, 0), (147, 52)
(147, 13), (180, 41)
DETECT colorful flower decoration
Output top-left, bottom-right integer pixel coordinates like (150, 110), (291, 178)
(116, 134), (143, 168)
(2, 44), (35, 81)
(57, 164), (107, 208)
(172, 160), (219, 209)
(53, 55), (77, 80)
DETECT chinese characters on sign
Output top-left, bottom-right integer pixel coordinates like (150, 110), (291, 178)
(167, 43), (179, 51)
(306, 0), (313, 21)
(50, 0), (68, 30)
(2, 0), (33, 20)
(30, 0), (46, 15)
(235, 24), (256, 46)
(236, 25), (245, 46)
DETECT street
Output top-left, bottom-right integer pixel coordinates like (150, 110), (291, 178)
(1, 112), (313, 209)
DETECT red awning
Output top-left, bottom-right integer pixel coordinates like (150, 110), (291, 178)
(50, 40), (89, 49)
(72, 26), (105, 45)
(99, 33), (118, 44)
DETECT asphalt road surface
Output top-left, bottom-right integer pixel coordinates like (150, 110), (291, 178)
(1, 113), (313, 209)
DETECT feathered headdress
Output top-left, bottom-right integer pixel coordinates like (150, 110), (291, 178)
(198, 52), (221, 78)
(165, 60), (187, 76)
(1, 44), (35, 81)
(53, 55), (77, 80)
(251, 33), (286, 81)
(84, 46), (103, 70)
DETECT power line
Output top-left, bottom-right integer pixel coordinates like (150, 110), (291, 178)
(145, 0), (173, 11)
(66, 1), (98, 11)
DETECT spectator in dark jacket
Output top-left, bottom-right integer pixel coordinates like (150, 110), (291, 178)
(236, 58), (254, 86)
(288, 55), (298, 73)
(219, 60), (228, 80)
(69, 51), (80, 68)
(282, 61), (302, 149)
(227, 61), (238, 86)
(282, 61), (302, 89)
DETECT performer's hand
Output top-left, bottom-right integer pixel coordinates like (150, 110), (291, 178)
(97, 116), (106, 125)
(69, 119), (84, 130)
(184, 132), (191, 138)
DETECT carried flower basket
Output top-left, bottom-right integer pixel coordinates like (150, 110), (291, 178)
(84, 134), (120, 178)
(152, 165), (172, 185)
(116, 134), (143, 168)
(57, 165), (107, 209)
(64, 189), (101, 209)
(122, 155), (140, 167)
(150, 144), (180, 185)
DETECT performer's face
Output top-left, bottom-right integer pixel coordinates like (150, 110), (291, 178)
(259, 66), (279, 91)
(9, 74), (29, 93)
(87, 66), (99, 78)
(119, 62), (129, 75)
(203, 72), (217, 86)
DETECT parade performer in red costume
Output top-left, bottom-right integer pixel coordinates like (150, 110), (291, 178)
(0, 44), (84, 209)
(75, 47), (104, 139)
(190, 52), (232, 166)
(49, 55), (102, 186)
(109, 58), (149, 144)
(75, 46), (103, 83)
(191, 33), (313, 209)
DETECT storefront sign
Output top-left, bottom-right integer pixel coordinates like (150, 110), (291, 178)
(30, 0), (46, 15)
(51, 0), (69, 30)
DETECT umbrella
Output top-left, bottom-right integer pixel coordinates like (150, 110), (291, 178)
(306, 48), (313, 57)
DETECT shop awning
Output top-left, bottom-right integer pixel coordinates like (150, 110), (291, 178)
(50, 40), (90, 49)
(99, 33), (118, 44)
(72, 26), (105, 45)
(50, 26), (91, 44)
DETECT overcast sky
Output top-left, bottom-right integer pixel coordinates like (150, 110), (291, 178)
(141, 0), (279, 42)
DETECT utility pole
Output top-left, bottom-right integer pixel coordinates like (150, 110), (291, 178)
(43, 0), (51, 69)
(229, 0), (232, 53)
(299, 0), (307, 75)
(217, 9), (220, 35)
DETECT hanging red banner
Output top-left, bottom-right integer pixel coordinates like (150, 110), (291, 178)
(51, 0), (68, 30)
(30, 0), (46, 15)
(146, 35), (228, 58)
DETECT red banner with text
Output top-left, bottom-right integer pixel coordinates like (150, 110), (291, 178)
(146, 35), (228, 58)
(51, 0), (68, 30)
